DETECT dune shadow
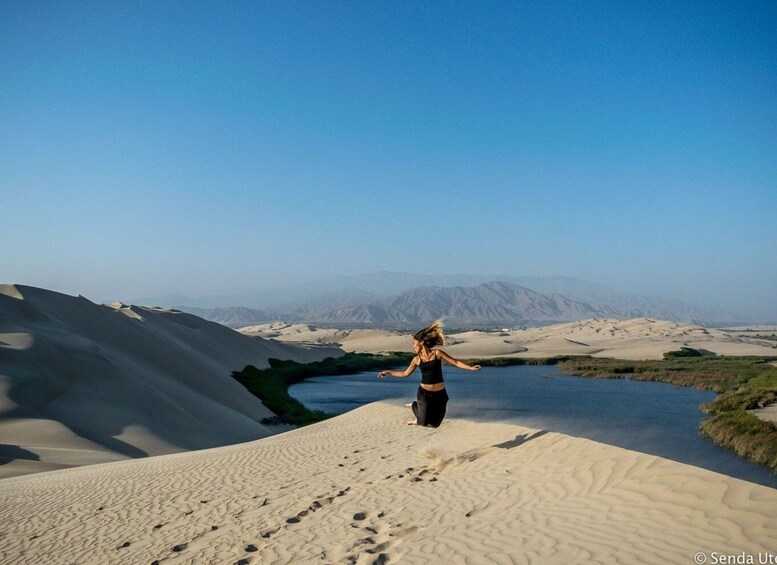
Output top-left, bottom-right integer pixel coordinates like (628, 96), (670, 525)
(0, 444), (41, 466)
(2, 377), (153, 460)
(70, 431), (149, 458)
(492, 430), (549, 450)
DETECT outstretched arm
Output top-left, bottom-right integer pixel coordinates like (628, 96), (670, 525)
(437, 350), (481, 371)
(378, 357), (419, 379)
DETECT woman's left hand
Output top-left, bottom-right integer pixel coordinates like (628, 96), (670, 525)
(471, 365), (481, 371)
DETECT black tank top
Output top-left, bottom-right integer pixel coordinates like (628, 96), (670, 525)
(420, 357), (444, 385)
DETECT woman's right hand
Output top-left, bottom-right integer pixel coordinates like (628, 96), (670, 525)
(378, 371), (389, 378)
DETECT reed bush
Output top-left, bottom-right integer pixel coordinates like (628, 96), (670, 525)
(232, 352), (412, 426)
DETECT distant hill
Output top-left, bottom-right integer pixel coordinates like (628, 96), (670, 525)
(175, 306), (275, 328)
(266, 287), (379, 322)
(124, 272), (749, 327)
(121, 273), (496, 309)
(503, 275), (740, 325)
(313, 281), (613, 327)
(175, 288), (379, 328)
(298, 274), (746, 326)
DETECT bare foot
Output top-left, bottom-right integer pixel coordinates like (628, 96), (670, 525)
(406, 420), (417, 426)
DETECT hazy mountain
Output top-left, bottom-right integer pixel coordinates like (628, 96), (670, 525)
(121, 273), (500, 309)
(277, 274), (747, 324)
(503, 275), (740, 325)
(123, 292), (196, 308)
(266, 287), (379, 321)
(305, 272), (498, 297)
(124, 272), (749, 326)
(173, 288), (378, 328)
(302, 273), (743, 326)
(174, 306), (275, 328)
(314, 281), (611, 327)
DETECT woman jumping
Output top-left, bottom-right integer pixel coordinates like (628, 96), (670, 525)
(377, 320), (481, 427)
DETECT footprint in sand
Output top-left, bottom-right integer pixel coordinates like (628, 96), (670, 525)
(383, 466), (438, 483)
(253, 484), (353, 553)
(345, 511), (405, 563)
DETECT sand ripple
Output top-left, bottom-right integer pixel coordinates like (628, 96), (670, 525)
(2, 402), (776, 564)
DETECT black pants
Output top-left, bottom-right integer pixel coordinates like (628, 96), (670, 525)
(412, 386), (449, 428)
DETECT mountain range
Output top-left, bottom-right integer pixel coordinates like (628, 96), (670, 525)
(313, 281), (608, 326)
(161, 274), (745, 329)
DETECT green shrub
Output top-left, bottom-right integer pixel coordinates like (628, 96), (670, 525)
(700, 411), (777, 472)
(232, 352), (412, 427)
(664, 347), (703, 359)
(553, 355), (777, 474)
(234, 350), (777, 473)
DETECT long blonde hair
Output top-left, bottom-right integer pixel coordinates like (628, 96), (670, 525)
(413, 320), (446, 348)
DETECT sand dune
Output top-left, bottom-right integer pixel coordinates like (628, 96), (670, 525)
(242, 318), (777, 360)
(0, 285), (342, 478)
(2, 402), (775, 564)
(5, 303), (775, 563)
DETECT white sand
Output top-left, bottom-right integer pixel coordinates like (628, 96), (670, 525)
(0, 285), (341, 478)
(242, 319), (777, 427)
(1, 402), (775, 565)
(748, 405), (777, 424)
(242, 318), (777, 360)
(4, 294), (776, 563)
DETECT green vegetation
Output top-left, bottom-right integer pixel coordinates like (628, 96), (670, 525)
(553, 354), (777, 473)
(700, 412), (777, 471)
(232, 352), (413, 427)
(663, 346), (704, 358)
(233, 349), (777, 473)
(465, 355), (581, 367)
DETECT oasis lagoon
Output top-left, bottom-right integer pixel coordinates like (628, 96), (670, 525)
(289, 364), (777, 489)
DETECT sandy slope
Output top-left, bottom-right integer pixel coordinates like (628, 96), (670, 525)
(242, 318), (777, 360)
(0, 285), (341, 478)
(1, 402), (775, 565)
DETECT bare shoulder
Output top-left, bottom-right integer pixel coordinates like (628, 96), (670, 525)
(436, 349), (456, 363)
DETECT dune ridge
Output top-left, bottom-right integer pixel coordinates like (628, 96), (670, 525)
(242, 318), (777, 360)
(0, 285), (341, 478)
(2, 402), (775, 564)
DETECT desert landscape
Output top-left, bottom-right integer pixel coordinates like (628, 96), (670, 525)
(0, 285), (339, 479)
(2, 285), (777, 564)
(4, 3), (777, 562)
(3, 403), (776, 564)
(240, 318), (777, 361)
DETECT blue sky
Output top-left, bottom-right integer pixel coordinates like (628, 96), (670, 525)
(2, 1), (776, 319)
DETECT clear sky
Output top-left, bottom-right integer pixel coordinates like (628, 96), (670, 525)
(2, 1), (776, 319)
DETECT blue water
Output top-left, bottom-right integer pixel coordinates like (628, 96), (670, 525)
(289, 365), (777, 489)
